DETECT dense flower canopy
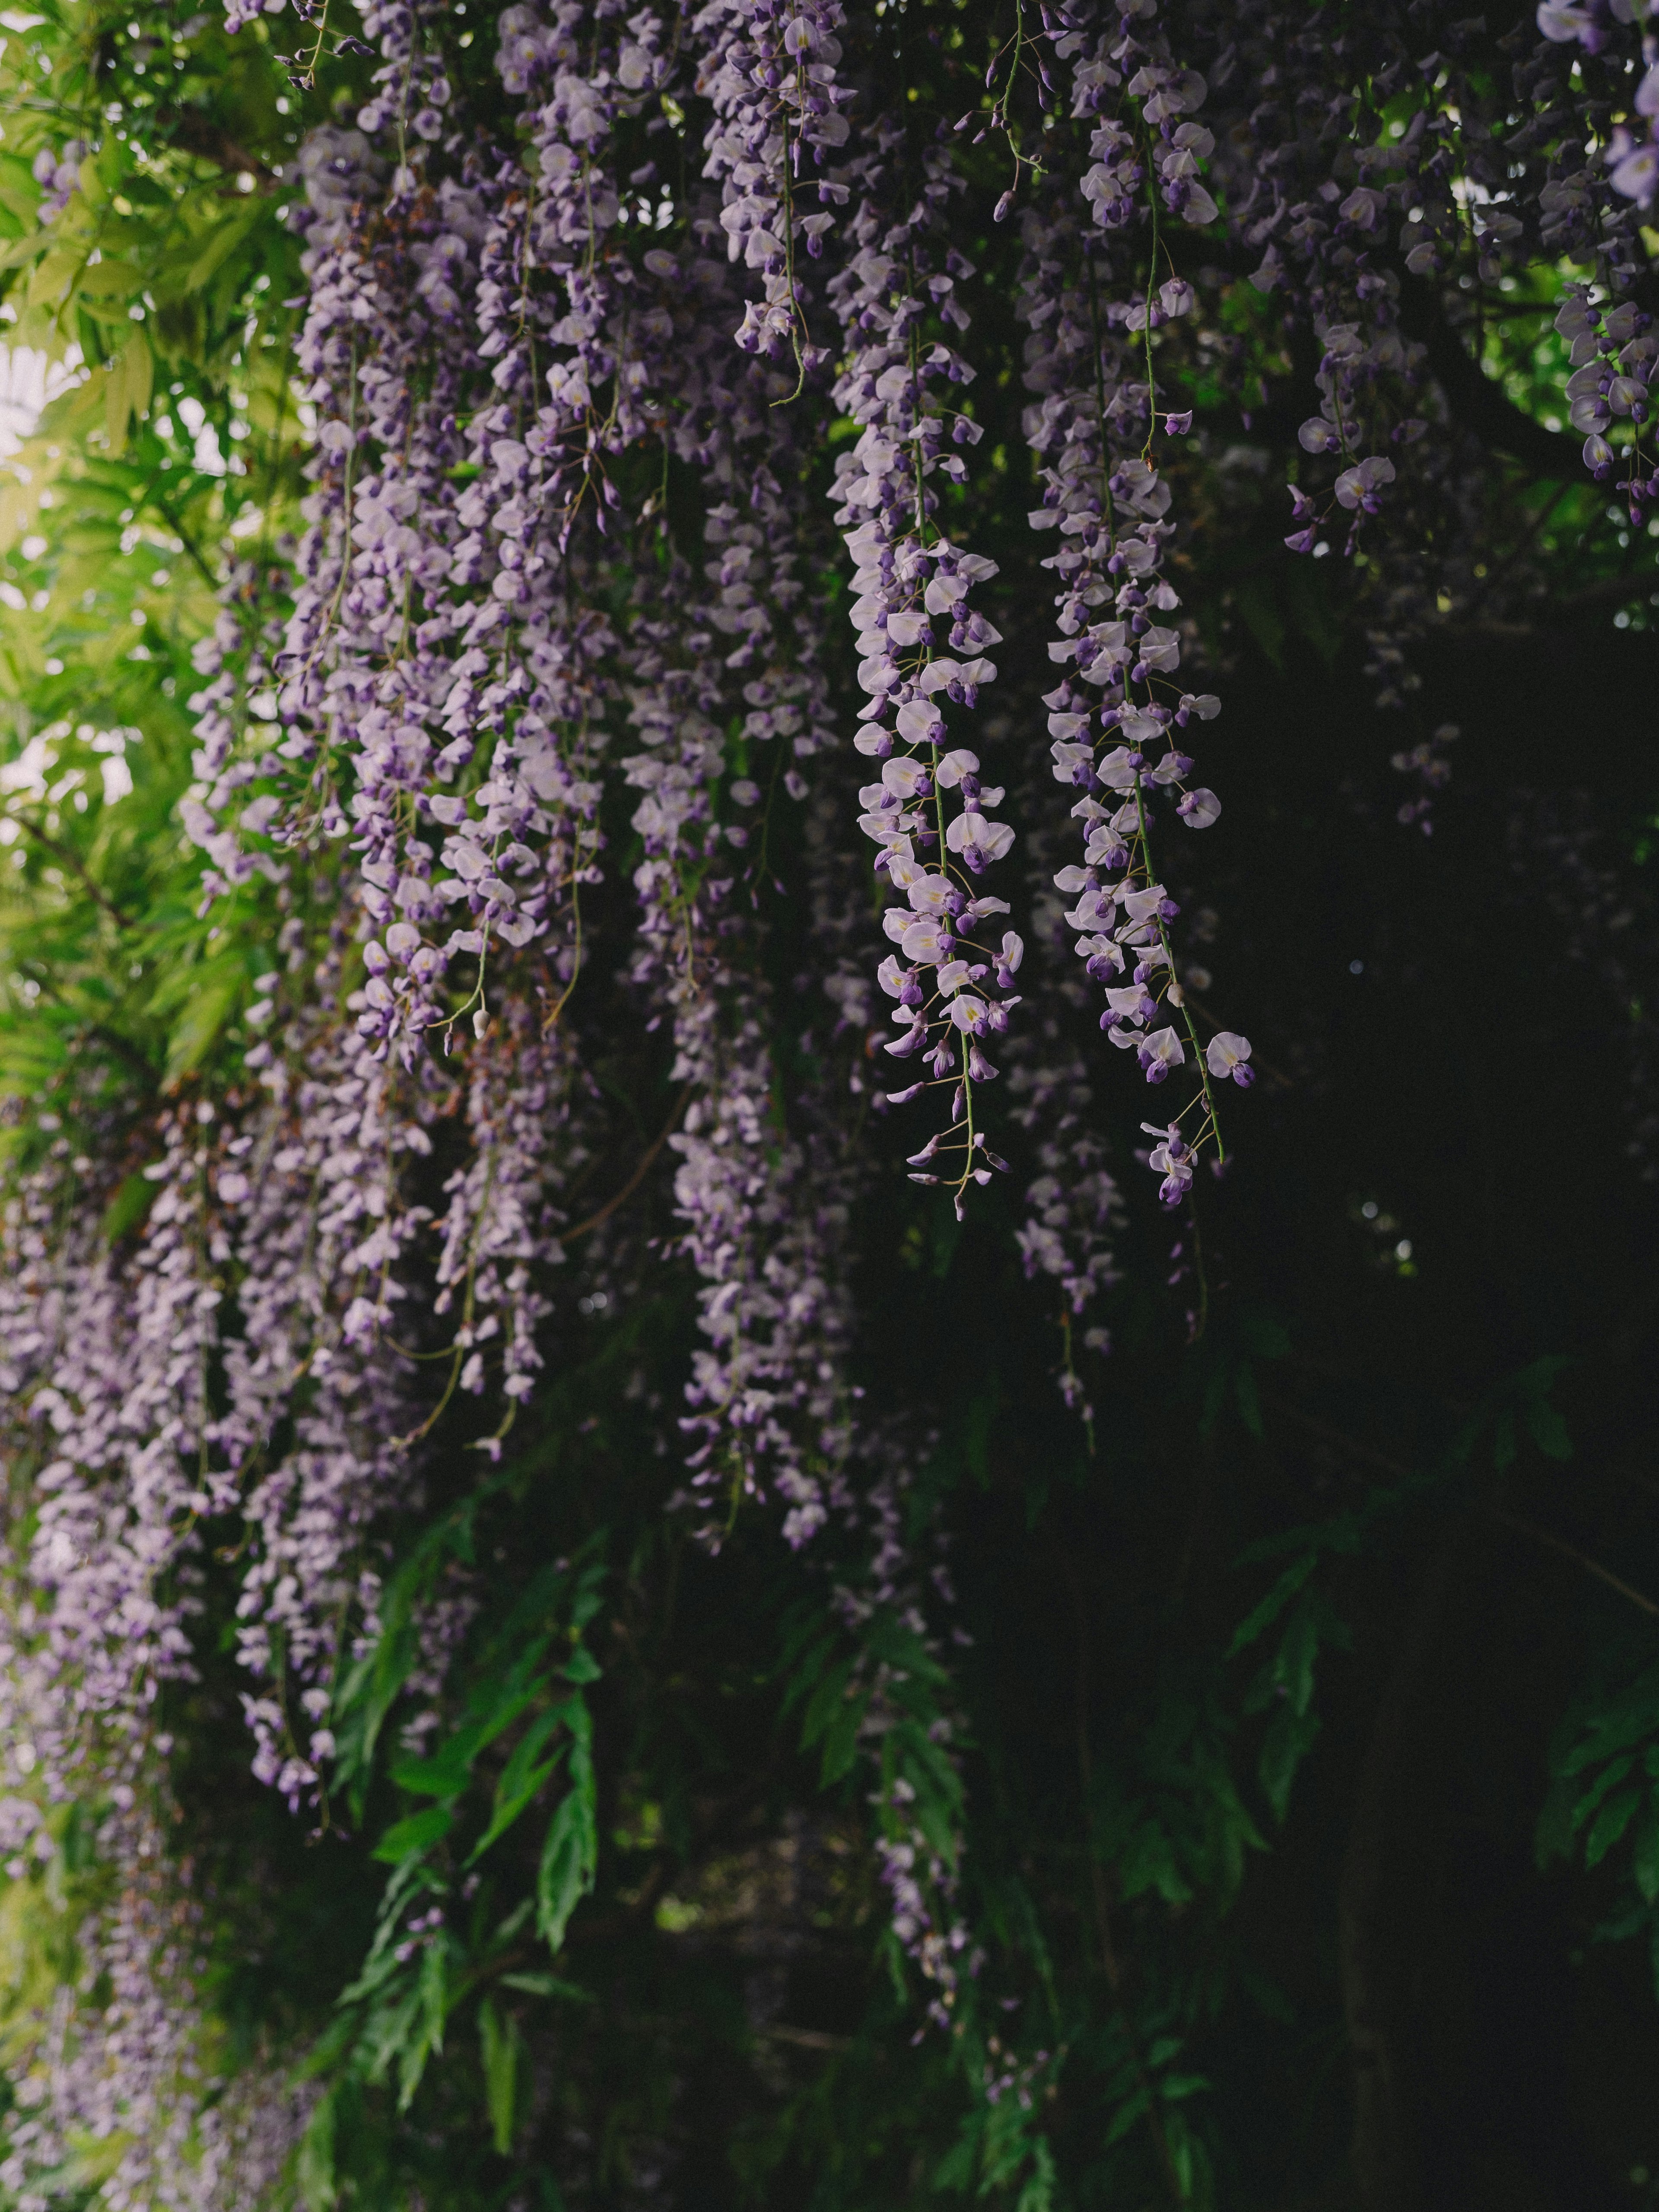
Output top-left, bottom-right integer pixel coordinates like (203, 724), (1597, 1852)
(0, 0), (1655, 2203)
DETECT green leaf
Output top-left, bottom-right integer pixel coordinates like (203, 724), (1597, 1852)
(389, 1738), (485, 1801)
(1238, 1308), (1292, 1360)
(1015, 2136), (1056, 2212)
(179, 203), (267, 292)
(1160, 2072), (1212, 2101)
(537, 1751), (597, 1955)
(1259, 1706), (1322, 1824)
(778, 1619), (836, 1711)
(372, 1806), (454, 1866)
(99, 1169), (157, 1244)
(817, 1684), (871, 1787)
(1229, 1553), (1317, 1658)
(398, 1939), (449, 2109)
(932, 2119), (979, 2194)
(1117, 1820), (1193, 1907)
(101, 335), (153, 458)
(1523, 1395), (1572, 1461)
(499, 1971), (590, 2001)
(478, 1996), (521, 2155)
(1103, 2085), (1151, 2149)
(1632, 1799), (1659, 1905)
(1278, 1599), (1322, 1717)
(161, 963), (243, 1085)
(799, 1652), (857, 1750)
(1569, 1754), (1636, 1827)
(1586, 1786), (1642, 1869)
(1560, 1662), (1659, 1773)
(296, 2084), (337, 2212)
(1234, 574), (1285, 667)
(468, 1713), (568, 1864)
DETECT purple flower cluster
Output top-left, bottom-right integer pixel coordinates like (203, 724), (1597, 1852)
(1540, 3), (1659, 205)
(1018, 5), (1250, 1207)
(30, 140), (86, 224)
(1559, 283), (1659, 521)
(695, 0), (852, 369)
(0, 1806), (309, 2204)
(822, 130), (1022, 1214)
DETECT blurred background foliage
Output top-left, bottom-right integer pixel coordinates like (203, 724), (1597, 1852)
(0, 2), (1656, 2209)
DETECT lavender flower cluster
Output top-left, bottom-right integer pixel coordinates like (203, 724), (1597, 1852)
(1014, 3), (1250, 1212)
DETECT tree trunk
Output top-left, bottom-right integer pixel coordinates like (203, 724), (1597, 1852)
(1339, 1520), (1469, 2212)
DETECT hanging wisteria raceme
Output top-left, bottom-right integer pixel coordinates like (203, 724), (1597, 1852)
(213, 996), (434, 1806)
(662, 944), (852, 1550)
(1538, 2), (1659, 217)
(696, 7), (1027, 1203)
(615, 327), (984, 2020)
(0, 1810), (309, 2212)
(829, 126), (1024, 1215)
(1012, 3), (1251, 1211)
(430, 1007), (590, 1441)
(606, 172), (987, 2024)
(694, 0), (852, 373)
(621, 295), (853, 1548)
(1208, 10), (1430, 556)
(179, 0), (689, 1805)
(0, 1120), (226, 1810)
(197, 0), (680, 1061)
(1007, 965), (1126, 1417)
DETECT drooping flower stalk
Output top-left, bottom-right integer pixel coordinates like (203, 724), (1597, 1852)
(1020, 6), (1252, 1214)
(0, 1120), (226, 1801)
(623, 384), (853, 1545)
(215, 997), (432, 1804)
(828, 124), (1023, 1215)
(694, 0), (852, 378)
(0, 1806), (310, 2208)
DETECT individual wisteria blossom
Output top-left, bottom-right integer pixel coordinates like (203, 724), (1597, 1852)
(30, 140), (86, 224)
(1017, 2), (1251, 1207)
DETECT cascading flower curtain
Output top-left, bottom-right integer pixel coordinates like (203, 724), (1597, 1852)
(0, 0), (1656, 2199)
